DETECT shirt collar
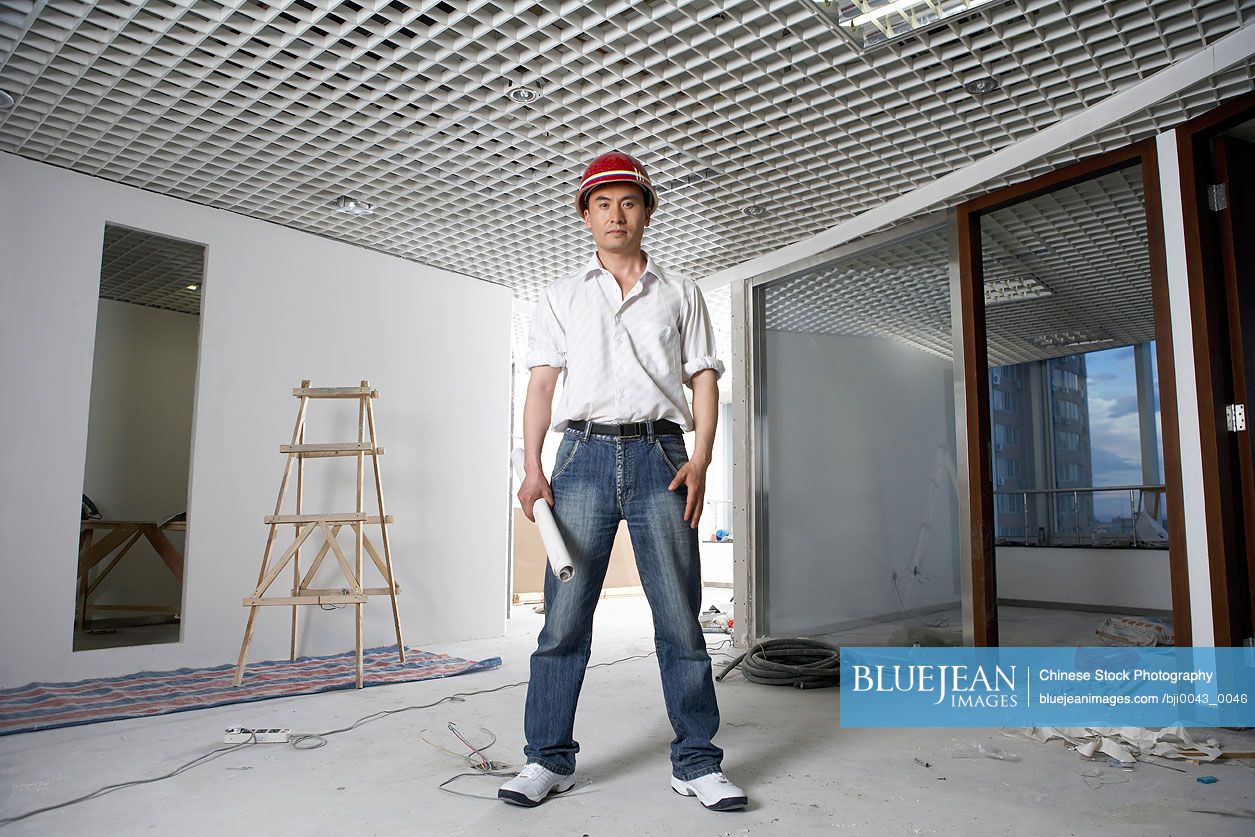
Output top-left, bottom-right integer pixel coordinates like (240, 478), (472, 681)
(582, 251), (660, 284)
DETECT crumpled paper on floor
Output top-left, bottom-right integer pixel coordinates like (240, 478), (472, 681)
(1004, 726), (1222, 763)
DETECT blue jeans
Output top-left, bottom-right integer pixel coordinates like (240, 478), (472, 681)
(522, 425), (723, 781)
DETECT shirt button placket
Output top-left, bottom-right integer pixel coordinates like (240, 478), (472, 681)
(614, 312), (625, 415)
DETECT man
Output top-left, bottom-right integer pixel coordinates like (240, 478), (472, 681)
(499, 151), (746, 811)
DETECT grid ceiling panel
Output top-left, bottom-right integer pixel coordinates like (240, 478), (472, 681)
(1, 0), (1251, 303)
(98, 224), (206, 315)
(764, 165), (1151, 367)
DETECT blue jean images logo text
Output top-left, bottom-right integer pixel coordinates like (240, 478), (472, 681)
(839, 647), (1255, 727)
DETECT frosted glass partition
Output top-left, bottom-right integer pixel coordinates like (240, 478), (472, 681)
(755, 228), (963, 644)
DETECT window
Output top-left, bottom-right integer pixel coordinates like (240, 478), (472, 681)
(1054, 400), (1081, 423)
(1050, 368), (1080, 391)
(1055, 430), (1080, 452)
(1056, 462), (1083, 483)
(995, 493), (1024, 513)
(989, 343), (1165, 545)
(994, 423), (1021, 447)
(992, 364), (1020, 383)
(992, 389), (1020, 413)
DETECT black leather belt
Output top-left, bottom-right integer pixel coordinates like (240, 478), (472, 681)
(567, 419), (683, 437)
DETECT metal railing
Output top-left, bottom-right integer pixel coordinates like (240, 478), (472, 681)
(991, 484), (1167, 547)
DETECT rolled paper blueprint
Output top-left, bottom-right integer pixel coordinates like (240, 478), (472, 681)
(511, 448), (575, 582)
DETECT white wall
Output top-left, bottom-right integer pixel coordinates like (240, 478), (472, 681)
(0, 153), (512, 686)
(764, 332), (961, 636)
(82, 299), (199, 609)
(997, 547), (1173, 612)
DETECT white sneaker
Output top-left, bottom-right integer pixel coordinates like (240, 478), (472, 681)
(498, 762), (577, 807)
(671, 771), (748, 811)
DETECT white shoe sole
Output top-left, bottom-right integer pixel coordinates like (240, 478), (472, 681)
(498, 775), (577, 807)
(671, 777), (748, 811)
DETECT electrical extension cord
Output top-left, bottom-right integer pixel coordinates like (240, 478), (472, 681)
(224, 727), (290, 744)
(2, 648), (675, 827)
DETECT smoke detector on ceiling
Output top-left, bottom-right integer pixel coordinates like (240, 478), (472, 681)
(964, 77), (999, 96)
(508, 86), (540, 104)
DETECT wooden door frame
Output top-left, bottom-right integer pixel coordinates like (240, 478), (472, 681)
(954, 140), (1191, 646)
(1173, 91), (1255, 646)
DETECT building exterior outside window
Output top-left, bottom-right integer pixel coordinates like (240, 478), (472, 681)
(988, 345), (1161, 546)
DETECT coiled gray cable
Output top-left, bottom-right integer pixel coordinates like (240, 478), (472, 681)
(716, 638), (840, 689)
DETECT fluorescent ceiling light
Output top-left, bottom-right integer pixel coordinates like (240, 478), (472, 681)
(809, 0), (1003, 51)
(985, 274), (1053, 305)
(1027, 330), (1116, 350)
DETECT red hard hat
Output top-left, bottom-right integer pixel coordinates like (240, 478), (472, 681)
(575, 151), (657, 213)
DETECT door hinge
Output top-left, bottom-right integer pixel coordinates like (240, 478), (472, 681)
(1227, 403), (1247, 432)
(1207, 183), (1228, 211)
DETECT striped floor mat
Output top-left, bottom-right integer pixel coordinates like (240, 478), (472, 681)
(0, 646), (502, 736)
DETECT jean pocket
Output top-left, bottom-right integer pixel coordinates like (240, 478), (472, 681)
(653, 436), (688, 477)
(551, 437), (583, 483)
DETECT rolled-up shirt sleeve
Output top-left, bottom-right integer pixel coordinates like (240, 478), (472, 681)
(525, 286), (566, 369)
(679, 280), (725, 384)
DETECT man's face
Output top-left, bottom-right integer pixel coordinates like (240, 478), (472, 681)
(582, 182), (651, 254)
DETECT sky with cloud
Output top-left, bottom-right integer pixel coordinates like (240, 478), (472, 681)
(1075, 345), (1161, 520)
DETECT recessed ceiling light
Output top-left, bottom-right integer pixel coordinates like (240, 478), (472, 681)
(186, 284), (199, 291)
(964, 77), (999, 96)
(332, 195), (375, 216)
(743, 205), (766, 217)
(507, 86), (540, 104)
(0, 90), (14, 110)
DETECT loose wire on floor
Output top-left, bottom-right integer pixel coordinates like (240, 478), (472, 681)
(1, 644), (720, 824)
(0, 733), (260, 827)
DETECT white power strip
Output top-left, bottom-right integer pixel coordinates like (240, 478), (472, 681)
(224, 726), (291, 744)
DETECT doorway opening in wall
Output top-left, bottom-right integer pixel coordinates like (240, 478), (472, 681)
(74, 225), (205, 651)
(507, 294), (736, 640)
(1175, 92), (1255, 647)
(956, 141), (1190, 647)
(750, 218), (966, 648)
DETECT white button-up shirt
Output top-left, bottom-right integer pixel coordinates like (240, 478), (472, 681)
(525, 252), (725, 432)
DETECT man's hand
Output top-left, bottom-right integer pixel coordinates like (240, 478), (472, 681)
(518, 470), (554, 523)
(667, 453), (710, 529)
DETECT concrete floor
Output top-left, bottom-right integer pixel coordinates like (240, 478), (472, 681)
(2, 592), (1253, 836)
